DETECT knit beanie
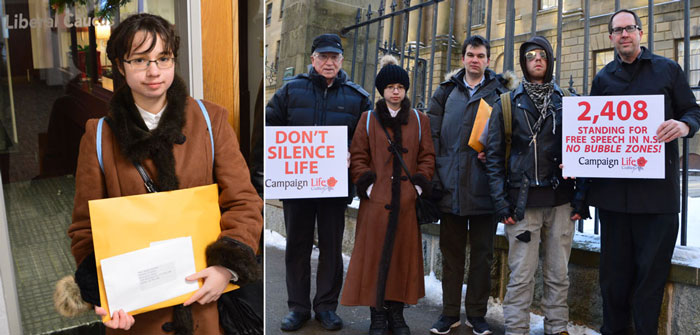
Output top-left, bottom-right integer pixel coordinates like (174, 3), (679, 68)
(375, 55), (410, 96)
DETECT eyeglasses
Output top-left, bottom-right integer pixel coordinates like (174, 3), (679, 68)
(525, 50), (547, 61)
(313, 53), (342, 63)
(611, 25), (640, 35)
(123, 56), (175, 70)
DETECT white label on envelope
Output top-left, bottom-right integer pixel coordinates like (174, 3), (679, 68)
(101, 236), (198, 314)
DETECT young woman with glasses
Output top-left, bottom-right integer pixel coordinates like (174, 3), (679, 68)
(58, 13), (262, 334)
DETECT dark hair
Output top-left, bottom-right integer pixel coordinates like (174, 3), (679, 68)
(461, 35), (490, 59)
(608, 9), (642, 34)
(106, 13), (180, 70)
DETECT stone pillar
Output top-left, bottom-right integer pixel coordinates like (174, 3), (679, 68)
(382, 0), (399, 49)
(455, 0), (467, 44)
(436, 0), (450, 36)
(407, 0), (420, 43)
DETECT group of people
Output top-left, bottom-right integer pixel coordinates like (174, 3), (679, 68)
(268, 8), (700, 335)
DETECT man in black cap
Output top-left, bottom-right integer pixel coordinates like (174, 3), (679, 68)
(267, 33), (371, 332)
(484, 36), (588, 335)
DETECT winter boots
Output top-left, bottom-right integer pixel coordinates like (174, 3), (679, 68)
(386, 301), (410, 335)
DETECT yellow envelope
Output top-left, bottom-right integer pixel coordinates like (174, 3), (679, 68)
(88, 184), (236, 322)
(468, 99), (493, 153)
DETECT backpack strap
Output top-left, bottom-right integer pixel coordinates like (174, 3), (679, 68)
(96, 117), (105, 174)
(195, 99), (215, 168)
(413, 109), (421, 142)
(365, 109), (422, 142)
(366, 110), (372, 136)
(95, 99), (215, 175)
(500, 91), (512, 167)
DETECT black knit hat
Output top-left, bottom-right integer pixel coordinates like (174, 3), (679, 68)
(375, 55), (410, 96)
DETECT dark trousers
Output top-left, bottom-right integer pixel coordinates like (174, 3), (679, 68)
(440, 213), (496, 317)
(283, 198), (346, 314)
(599, 209), (678, 335)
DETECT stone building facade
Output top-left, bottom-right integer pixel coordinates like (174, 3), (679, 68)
(265, 0), (700, 163)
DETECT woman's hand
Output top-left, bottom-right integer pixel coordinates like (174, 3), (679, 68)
(183, 265), (233, 306)
(95, 306), (135, 330)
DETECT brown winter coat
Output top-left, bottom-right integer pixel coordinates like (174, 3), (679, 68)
(341, 99), (435, 307)
(67, 77), (262, 334)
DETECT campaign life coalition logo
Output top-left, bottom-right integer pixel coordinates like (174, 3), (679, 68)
(264, 176), (339, 192)
(578, 156), (648, 172)
(310, 176), (338, 193)
(621, 156), (648, 172)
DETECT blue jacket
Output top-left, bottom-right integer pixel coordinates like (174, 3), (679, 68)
(588, 47), (700, 213)
(266, 67), (371, 146)
(266, 67), (371, 201)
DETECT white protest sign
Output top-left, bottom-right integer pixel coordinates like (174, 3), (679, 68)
(562, 95), (664, 178)
(265, 126), (348, 199)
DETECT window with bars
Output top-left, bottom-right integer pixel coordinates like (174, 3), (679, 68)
(539, 0), (557, 10)
(594, 49), (615, 73)
(470, 0), (485, 26)
(266, 3), (272, 25)
(676, 38), (700, 100)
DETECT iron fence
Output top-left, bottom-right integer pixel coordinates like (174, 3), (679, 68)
(342, 0), (695, 246)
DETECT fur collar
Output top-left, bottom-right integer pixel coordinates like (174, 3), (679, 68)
(107, 75), (189, 191)
(374, 98), (411, 130)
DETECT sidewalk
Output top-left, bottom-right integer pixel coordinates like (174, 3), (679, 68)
(264, 231), (508, 335)
(265, 229), (602, 335)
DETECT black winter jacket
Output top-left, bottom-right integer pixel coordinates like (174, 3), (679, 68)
(265, 67), (371, 146)
(588, 47), (700, 214)
(427, 68), (509, 215)
(265, 67), (371, 201)
(485, 83), (576, 219)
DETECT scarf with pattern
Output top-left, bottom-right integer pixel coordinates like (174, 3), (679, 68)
(522, 80), (556, 135)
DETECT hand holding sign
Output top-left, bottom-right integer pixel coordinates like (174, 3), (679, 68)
(656, 119), (690, 143)
(562, 95), (664, 179)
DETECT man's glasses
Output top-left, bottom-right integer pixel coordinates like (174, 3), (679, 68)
(313, 53), (342, 63)
(611, 25), (640, 35)
(525, 50), (547, 61)
(123, 56), (175, 70)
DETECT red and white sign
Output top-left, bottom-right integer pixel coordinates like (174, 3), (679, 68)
(562, 95), (664, 178)
(265, 126), (348, 199)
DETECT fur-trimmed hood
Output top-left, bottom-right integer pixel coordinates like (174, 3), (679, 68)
(443, 67), (519, 91)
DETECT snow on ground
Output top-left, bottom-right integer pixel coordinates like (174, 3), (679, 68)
(266, 229), (600, 334)
(265, 229), (351, 267)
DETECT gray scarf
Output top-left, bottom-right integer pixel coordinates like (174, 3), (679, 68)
(522, 80), (556, 135)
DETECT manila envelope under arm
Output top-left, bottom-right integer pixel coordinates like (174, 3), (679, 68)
(468, 99), (493, 153)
